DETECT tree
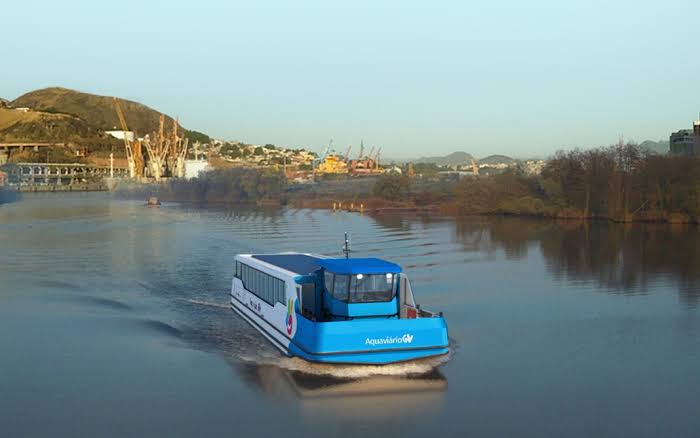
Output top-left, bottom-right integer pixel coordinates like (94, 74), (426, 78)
(372, 173), (411, 200)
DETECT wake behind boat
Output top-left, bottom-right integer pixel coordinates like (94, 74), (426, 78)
(230, 250), (449, 365)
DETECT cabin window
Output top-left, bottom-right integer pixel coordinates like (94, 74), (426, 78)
(237, 262), (286, 306)
(324, 272), (334, 294)
(332, 275), (350, 301)
(348, 273), (396, 303)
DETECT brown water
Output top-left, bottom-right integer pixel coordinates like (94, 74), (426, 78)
(1, 193), (699, 437)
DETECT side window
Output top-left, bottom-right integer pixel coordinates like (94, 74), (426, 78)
(333, 275), (350, 302)
(324, 272), (334, 294)
(239, 264), (286, 306)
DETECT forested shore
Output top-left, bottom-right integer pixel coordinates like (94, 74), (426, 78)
(114, 143), (700, 224)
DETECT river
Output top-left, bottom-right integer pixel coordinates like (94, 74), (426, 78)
(1, 193), (699, 437)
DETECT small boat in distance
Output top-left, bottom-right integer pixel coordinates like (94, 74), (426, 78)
(230, 251), (449, 364)
(147, 196), (161, 207)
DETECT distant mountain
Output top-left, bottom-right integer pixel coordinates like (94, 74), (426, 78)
(413, 151), (474, 166)
(638, 139), (669, 155)
(478, 154), (516, 165)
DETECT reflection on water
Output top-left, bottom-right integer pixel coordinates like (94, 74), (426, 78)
(452, 218), (700, 306)
(2, 193), (700, 437)
(237, 363), (446, 420)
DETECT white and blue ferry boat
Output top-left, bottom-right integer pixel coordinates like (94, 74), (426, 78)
(230, 252), (449, 364)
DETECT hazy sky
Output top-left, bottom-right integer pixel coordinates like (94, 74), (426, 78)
(2, 0), (699, 158)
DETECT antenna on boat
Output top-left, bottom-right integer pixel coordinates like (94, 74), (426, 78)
(342, 232), (351, 259)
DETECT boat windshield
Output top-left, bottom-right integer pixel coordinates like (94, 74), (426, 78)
(324, 273), (395, 303)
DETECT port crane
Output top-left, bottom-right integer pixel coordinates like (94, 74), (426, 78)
(113, 97), (136, 178)
(143, 115), (188, 181)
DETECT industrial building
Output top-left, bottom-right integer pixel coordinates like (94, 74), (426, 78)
(670, 129), (695, 156)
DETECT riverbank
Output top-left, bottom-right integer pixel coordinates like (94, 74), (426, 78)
(111, 143), (700, 225)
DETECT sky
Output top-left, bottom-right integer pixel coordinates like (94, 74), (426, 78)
(1, 0), (699, 159)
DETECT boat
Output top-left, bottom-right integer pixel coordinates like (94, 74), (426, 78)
(147, 196), (161, 207)
(230, 251), (449, 364)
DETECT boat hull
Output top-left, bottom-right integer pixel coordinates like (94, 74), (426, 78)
(231, 296), (449, 365)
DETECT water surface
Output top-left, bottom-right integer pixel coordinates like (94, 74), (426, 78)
(1, 193), (699, 437)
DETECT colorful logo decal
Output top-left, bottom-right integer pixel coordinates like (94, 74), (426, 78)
(286, 298), (294, 335)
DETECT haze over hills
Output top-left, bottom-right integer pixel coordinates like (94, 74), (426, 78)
(412, 151), (475, 166)
(0, 87), (674, 160)
(638, 139), (670, 155)
(478, 154), (517, 165)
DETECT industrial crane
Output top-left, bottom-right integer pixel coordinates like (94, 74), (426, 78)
(143, 114), (182, 182)
(113, 97), (136, 179)
(373, 147), (382, 169)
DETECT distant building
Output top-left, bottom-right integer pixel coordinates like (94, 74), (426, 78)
(670, 129), (695, 156)
(105, 130), (135, 142)
(184, 159), (211, 179)
(695, 121), (700, 157)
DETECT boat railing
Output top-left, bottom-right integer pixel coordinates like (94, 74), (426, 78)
(403, 303), (443, 319)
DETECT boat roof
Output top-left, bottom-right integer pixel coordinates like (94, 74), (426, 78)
(250, 254), (402, 275)
(317, 258), (402, 275)
(252, 254), (321, 275)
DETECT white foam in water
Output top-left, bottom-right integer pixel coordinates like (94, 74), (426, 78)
(182, 298), (230, 309)
(273, 353), (452, 378)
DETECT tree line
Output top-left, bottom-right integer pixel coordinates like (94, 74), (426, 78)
(117, 167), (287, 204)
(369, 144), (700, 223)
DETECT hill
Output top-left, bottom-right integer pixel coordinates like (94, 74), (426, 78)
(11, 87), (179, 136)
(478, 154), (516, 165)
(0, 107), (100, 143)
(412, 151), (474, 166)
(638, 139), (669, 155)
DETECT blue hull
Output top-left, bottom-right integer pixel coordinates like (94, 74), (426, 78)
(231, 297), (449, 365)
(291, 313), (449, 364)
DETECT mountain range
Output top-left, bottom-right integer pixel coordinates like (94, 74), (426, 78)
(412, 151), (475, 166)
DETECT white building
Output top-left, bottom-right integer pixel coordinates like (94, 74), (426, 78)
(105, 130), (135, 142)
(184, 159), (211, 179)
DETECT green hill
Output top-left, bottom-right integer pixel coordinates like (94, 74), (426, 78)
(11, 87), (178, 136)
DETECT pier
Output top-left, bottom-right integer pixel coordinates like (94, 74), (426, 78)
(1, 162), (128, 191)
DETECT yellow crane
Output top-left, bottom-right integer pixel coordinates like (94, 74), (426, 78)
(113, 97), (136, 178)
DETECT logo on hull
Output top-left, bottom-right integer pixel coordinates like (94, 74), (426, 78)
(286, 299), (294, 335)
(365, 333), (414, 347)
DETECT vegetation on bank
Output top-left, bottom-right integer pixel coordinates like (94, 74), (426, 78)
(116, 168), (287, 204)
(448, 144), (700, 223)
(114, 142), (700, 224)
(347, 144), (700, 223)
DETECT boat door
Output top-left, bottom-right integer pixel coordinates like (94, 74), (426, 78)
(399, 273), (417, 319)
